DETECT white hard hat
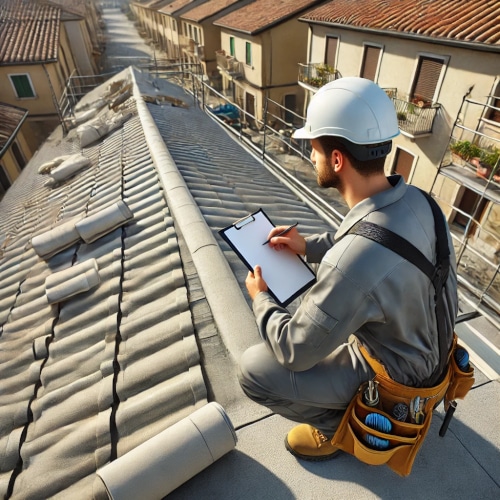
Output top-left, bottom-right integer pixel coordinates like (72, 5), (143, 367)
(293, 77), (399, 146)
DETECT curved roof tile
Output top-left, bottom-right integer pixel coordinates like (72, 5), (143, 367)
(301, 0), (500, 46)
(0, 0), (61, 64)
(214, 0), (322, 34)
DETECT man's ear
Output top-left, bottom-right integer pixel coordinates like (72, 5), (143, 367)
(331, 149), (344, 172)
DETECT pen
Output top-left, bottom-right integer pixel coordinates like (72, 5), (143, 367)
(262, 222), (299, 245)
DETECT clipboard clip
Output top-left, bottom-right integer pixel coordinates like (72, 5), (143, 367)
(234, 214), (255, 229)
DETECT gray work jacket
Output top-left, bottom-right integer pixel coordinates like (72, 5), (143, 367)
(252, 176), (458, 387)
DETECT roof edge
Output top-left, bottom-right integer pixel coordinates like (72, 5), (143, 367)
(298, 19), (500, 54)
(129, 68), (260, 362)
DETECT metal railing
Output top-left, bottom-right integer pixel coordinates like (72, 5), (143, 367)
(298, 63), (340, 89)
(392, 96), (440, 136)
(215, 51), (244, 79)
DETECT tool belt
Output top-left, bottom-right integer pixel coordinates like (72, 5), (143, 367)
(331, 334), (475, 476)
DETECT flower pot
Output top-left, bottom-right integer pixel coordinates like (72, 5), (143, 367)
(472, 158), (492, 179)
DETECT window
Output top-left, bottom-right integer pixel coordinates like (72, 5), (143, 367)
(229, 37), (235, 57)
(9, 74), (36, 99)
(172, 19), (177, 32)
(245, 42), (252, 66)
(360, 44), (382, 81)
(325, 36), (338, 68)
(411, 55), (446, 104)
(392, 148), (414, 182)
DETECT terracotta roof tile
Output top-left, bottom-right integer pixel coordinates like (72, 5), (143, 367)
(183, 0), (242, 22)
(301, 0), (500, 46)
(158, 0), (197, 15)
(43, 0), (85, 18)
(214, 0), (323, 34)
(0, 0), (61, 64)
(0, 102), (28, 157)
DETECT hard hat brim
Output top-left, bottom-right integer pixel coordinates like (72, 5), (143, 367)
(292, 126), (311, 139)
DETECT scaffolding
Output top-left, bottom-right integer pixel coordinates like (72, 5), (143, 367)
(430, 88), (500, 325)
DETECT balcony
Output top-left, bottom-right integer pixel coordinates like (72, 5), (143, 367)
(215, 50), (244, 80)
(391, 94), (440, 137)
(298, 63), (340, 91)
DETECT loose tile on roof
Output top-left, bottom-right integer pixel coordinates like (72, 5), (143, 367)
(301, 0), (500, 47)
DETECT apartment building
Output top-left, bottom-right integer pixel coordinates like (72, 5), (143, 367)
(299, 0), (500, 309)
(0, 0), (103, 188)
(179, 0), (254, 84)
(213, 0), (325, 124)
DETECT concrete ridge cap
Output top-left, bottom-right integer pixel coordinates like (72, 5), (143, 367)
(129, 70), (260, 361)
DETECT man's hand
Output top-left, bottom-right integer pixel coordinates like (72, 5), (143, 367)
(245, 265), (268, 301)
(267, 225), (306, 255)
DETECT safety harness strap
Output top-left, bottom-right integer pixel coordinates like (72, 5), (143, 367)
(347, 190), (451, 386)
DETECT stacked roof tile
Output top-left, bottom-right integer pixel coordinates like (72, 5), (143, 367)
(0, 0), (61, 64)
(301, 0), (500, 46)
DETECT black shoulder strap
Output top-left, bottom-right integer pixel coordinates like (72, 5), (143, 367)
(347, 190), (451, 386)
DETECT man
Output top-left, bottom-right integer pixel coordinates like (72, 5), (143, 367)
(239, 77), (458, 461)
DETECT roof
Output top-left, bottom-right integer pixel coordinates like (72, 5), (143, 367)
(182, 0), (243, 23)
(45, 0), (87, 19)
(158, 0), (197, 16)
(0, 102), (28, 159)
(214, 0), (322, 34)
(0, 64), (335, 498)
(301, 0), (500, 47)
(1, 7), (499, 499)
(0, 0), (61, 64)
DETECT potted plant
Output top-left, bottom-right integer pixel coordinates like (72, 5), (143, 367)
(449, 140), (481, 165)
(477, 146), (500, 181)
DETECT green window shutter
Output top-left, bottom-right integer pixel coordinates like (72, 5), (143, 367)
(245, 42), (251, 66)
(229, 37), (235, 57)
(11, 75), (35, 98)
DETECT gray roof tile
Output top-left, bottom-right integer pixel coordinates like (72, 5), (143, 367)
(0, 48), (339, 495)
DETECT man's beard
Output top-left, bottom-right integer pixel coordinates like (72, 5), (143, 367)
(317, 158), (343, 191)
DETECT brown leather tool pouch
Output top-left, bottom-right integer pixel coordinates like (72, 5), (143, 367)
(331, 334), (474, 476)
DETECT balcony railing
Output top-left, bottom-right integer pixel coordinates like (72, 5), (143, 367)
(391, 95), (440, 137)
(215, 50), (244, 79)
(298, 63), (340, 90)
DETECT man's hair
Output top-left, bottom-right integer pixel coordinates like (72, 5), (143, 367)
(316, 136), (387, 176)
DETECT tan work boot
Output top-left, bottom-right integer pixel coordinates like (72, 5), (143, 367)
(285, 424), (341, 461)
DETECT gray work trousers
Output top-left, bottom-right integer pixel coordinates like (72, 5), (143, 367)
(238, 335), (373, 437)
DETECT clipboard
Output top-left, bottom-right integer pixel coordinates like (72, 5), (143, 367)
(219, 209), (316, 307)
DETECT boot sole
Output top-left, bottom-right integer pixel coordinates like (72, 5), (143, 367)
(284, 436), (342, 462)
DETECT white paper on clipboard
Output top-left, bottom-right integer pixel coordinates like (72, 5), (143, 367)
(219, 209), (316, 307)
